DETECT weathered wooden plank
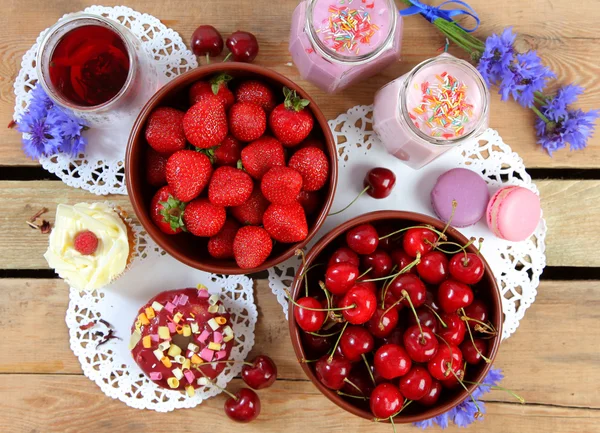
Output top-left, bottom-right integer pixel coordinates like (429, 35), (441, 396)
(1, 278), (599, 410)
(0, 180), (597, 269)
(1, 1), (599, 168)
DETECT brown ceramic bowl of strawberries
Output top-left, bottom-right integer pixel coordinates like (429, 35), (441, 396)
(288, 211), (502, 424)
(126, 63), (337, 274)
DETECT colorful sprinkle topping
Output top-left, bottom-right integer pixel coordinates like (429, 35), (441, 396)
(317, 2), (382, 55)
(410, 72), (475, 139)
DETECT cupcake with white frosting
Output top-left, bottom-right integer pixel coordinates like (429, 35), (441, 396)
(44, 202), (136, 290)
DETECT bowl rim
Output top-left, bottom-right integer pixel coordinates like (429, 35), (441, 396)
(288, 210), (503, 423)
(125, 62), (338, 275)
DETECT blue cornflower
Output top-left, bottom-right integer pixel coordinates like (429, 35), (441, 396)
(17, 110), (62, 159)
(477, 27), (516, 86)
(452, 399), (485, 428)
(499, 51), (556, 107)
(29, 84), (54, 113)
(535, 87), (599, 155)
(434, 410), (451, 429)
(62, 134), (88, 157)
(413, 418), (435, 429)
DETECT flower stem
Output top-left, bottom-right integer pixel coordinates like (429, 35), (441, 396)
(531, 104), (551, 124)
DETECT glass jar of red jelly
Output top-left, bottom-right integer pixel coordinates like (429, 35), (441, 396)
(36, 13), (159, 125)
(289, 0), (403, 93)
(373, 54), (490, 169)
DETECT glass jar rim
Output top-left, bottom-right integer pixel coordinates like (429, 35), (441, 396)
(36, 13), (137, 113)
(399, 55), (490, 145)
(305, 0), (398, 65)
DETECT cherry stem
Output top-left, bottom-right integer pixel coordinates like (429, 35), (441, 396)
(296, 249), (309, 297)
(328, 322), (349, 362)
(343, 377), (363, 395)
(285, 289), (356, 312)
(460, 308), (492, 363)
(223, 52), (232, 62)
(357, 267), (372, 279)
(378, 224), (447, 242)
(401, 289), (425, 343)
(308, 328), (343, 338)
(449, 368), (482, 415)
(328, 186), (370, 216)
(461, 316), (497, 335)
(300, 358), (319, 363)
(361, 354), (377, 386)
(337, 391), (368, 400)
(440, 200), (458, 239)
(318, 281), (333, 311)
(390, 416), (397, 433)
(429, 238), (476, 255)
(362, 252), (420, 286)
(195, 367), (238, 401)
(199, 360), (254, 367)
(462, 381), (526, 404)
(378, 264), (397, 309)
(424, 304), (448, 328)
(205, 53), (210, 65)
(380, 296), (404, 324)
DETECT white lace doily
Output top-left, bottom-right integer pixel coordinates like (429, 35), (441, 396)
(13, 5), (198, 196)
(66, 224), (257, 412)
(269, 105), (547, 340)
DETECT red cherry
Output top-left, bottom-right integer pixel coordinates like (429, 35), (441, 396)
(427, 344), (463, 381)
(425, 290), (441, 312)
(449, 252), (485, 285)
(362, 250), (393, 278)
(438, 312), (467, 345)
(366, 306), (399, 338)
(373, 344), (412, 379)
(340, 285), (377, 324)
(460, 338), (488, 364)
(380, 326), (405, 347)
(389, 274), (426, 308)
(390, 249), (417, 274)
(325, 263), (359, 295)
(364, 167), (396, 199)
(293, 297), (325, 332)
(416, 251), (449, 284)
(346, 223), (379, 255)
(440, 367), (465, 389)
(370, 383), (403, 419)
(407, 307), (439, 334)
(403, 228), (437, 258)
(463, 300), (489, 331)
(301, 331), (332, 357)
(73, 230), (98, 255)
(342, 365), (376, 397)
(315, 355), (352, 390)
(328, 247), (360, 268)
(224, 388), (261, 423)
(377, 224), (398, 251)
(353, 280), (377, 294)
(403, 325), (439, 363)
(191, 25), (224, 57)
(339, 326), (375, 361)
(297, 190), (320, 215)
(241, 355), (277, 390)
(418, 380), (442, 406)
(378, 287), (402, 311)
(399, 366), (433, 400)
(438, 279), (474, 313)
(226, 31), (259, 62)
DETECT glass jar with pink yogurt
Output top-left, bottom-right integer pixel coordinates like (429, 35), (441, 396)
(289, 0), (403, 93)
(373, 54), (490, 169)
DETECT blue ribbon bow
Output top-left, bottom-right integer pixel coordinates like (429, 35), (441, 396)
(399, 0), (480, 33)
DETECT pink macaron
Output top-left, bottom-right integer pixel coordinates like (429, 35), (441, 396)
(486, 186), (541, 242)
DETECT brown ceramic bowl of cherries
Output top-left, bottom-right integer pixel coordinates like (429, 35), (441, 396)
(288, 211), (502, 424)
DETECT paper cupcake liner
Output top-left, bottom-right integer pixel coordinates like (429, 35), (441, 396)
(106, 201), (139, 284)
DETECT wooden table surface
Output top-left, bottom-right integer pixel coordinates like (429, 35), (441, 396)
(1, 1), (599, 432)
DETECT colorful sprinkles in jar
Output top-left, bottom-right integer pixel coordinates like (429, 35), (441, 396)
(410, 72), (475, 139)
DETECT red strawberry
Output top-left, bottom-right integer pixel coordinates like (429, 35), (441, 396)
(269, 87), (314, 147)
(231, 187), (270, 225)
(213, 135), (242, 166)
(297, 190), (320, 215)
(73, 231), (98, 255)
(208, 218), (240, 259)
(150, 186), (186, 234)
(240, 136), (285, 180)
(183, 95), (228, 149)
(166, 150), (213, 202)
(229, 102), (266, 142)
(145, 107), (186, 154)
(263, 202), (308, 243)
(235, 80), (276, 112)
(146, 148), (168, 187)
(208, 166), (253, 206)
(183, 198), (226, 237)
(261, 167), (303, 205)
(288, 146), (329, 191)
(189, 74), (234, 109)
(233, 226), (273, 269)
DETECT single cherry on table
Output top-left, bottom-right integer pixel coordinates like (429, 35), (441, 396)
(226, 31), (259, 62)
(364, 167), (397, 199)
(191, 25), (224, 57)
(224, 388), (261, 423)
(241, 355), (278, 390)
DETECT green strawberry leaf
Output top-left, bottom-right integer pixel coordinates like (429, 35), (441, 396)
(211, 73), (233, 94)
(283, 86), (310, 112)
(159, 197), (187, 232)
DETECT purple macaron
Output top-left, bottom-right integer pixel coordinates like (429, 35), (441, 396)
(431, 168), (490, 227)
